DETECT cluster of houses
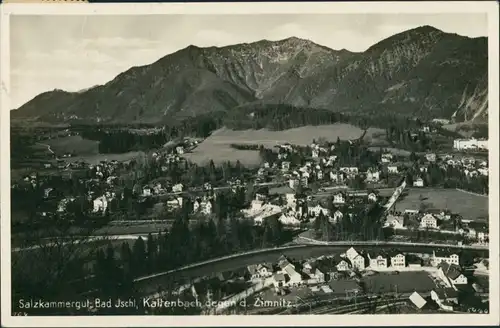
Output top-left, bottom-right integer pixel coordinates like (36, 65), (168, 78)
(243, 247), (470, 299)
(453, 138), (488, 151)
(384, 209), (489, 243)
(243, 186), (382, 227)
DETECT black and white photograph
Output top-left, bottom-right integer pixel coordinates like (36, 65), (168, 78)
(1, 2), (498, 327)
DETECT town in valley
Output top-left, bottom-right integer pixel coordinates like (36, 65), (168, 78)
(9, 20), (490, 316)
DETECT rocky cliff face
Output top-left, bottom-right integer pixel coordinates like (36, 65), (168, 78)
(12, 25), (488, 124)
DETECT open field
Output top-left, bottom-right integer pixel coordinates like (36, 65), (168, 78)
(183, 124), (384, 165)
(361, 271), (436, 294)
(394, 188), (488, 221)
(46, 135), (99, 155)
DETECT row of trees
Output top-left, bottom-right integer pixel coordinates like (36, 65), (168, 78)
(405, 163), (489, 195)
(312, 203), (386, 242)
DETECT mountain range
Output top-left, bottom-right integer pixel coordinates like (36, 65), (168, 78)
(12, 25), (488, 125)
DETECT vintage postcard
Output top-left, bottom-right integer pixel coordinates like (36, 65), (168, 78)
(1, 1), (498, 327)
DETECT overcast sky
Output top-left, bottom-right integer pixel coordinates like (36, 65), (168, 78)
(10, 13), (488, 109)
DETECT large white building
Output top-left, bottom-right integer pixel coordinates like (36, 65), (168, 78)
(453, 138), (488, 151)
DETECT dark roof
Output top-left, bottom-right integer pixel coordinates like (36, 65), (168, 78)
(437, 262), (463, 280)
(247, 264), (258, 275)
(258, 263), (274, 272)
(273, 273), (286, 282)
(468, 221), (489, 232)
(369, 251), (388, 259)
(335, 256), (352, 266)
(387, 249), (404, 257)
(434, 287), (458, 300)
(434, 249), (459, 257)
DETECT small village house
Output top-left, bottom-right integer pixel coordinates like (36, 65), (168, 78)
(367, 192), (378, 202)
(366, 169), (380, 182)
(381, 153), (393, 163)
(336, 258), (351, 272)
(426, 153), (437, 162)
(420, 213), (438, 229)
(437, 262), (468, 288)
(308, 205), (330, 218)
(413, 177), (425, 187)
(385, 214), (405, 229)
(281, 161), (291, 172)
(172, 183), (183, 193)
(344, 247), (366, 271)
(333, 192), (346, 204)
(368, 252), (388, 269)
(389, 251), (406, 268)
(431, 251), (460, 267)
(330, 171), (345, 183)
(431, 288), (458, 311)
(387, 165), (399, 174)
(330, 210), (343, 224)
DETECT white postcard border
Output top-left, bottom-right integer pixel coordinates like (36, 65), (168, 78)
(1, 1), (499, 327)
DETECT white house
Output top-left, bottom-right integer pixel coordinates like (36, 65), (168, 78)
(431, 251), (460, 267)
(143, 187), (152, 197)
(278, 213), (301, 226)
(176, 146), (185, 154)
(93, 196), (108, 213)
(257, 263), (274, 278)
(167, 197), (183, 209)
(281, 161), (291, 172)
(387, 165), (399, 174)
(330, 210), (343, 224)
(351, 254), (366, 271)
(478, 168), (488, 176)
(431, 288), (458, 312)
(390, 252), (406, 268)
(367, 192), (378, 202)
(317, 170), (324, 180)
(282, 264), (303, 286)
(437, 262), (468, 288)
(340, 167), (359, 175)
(172, 183), (184, 193)
(381, 153), (393, 163)
(385, 214), (405, 229)
(425, 153), (437, 162)
(336, 259), (351, 272)
(420, 213), (438, 229)
(309, 268), (326, 283)
(285, 193), (296, 207)
(200, 200), (213, 215)
(368, 252), (388, 269)
(333, 192), (346, 204)
(271, 273), (288, 289)
(453, 138), (488, 151)
(413, 177), (425, 187)
(330, 171), (345, 183)
(345, 247), (365, 271)
(289, 178), (300, 190)
(366, 169), (380, 182)
(308, 205), (330, 217)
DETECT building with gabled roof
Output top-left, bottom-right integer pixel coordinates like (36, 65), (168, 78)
(437, 262), (467, 288)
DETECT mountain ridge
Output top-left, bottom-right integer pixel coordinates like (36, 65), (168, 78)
(12, 26), (488, 124)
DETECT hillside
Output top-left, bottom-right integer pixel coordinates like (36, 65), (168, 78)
(12, 25), (488, 124)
